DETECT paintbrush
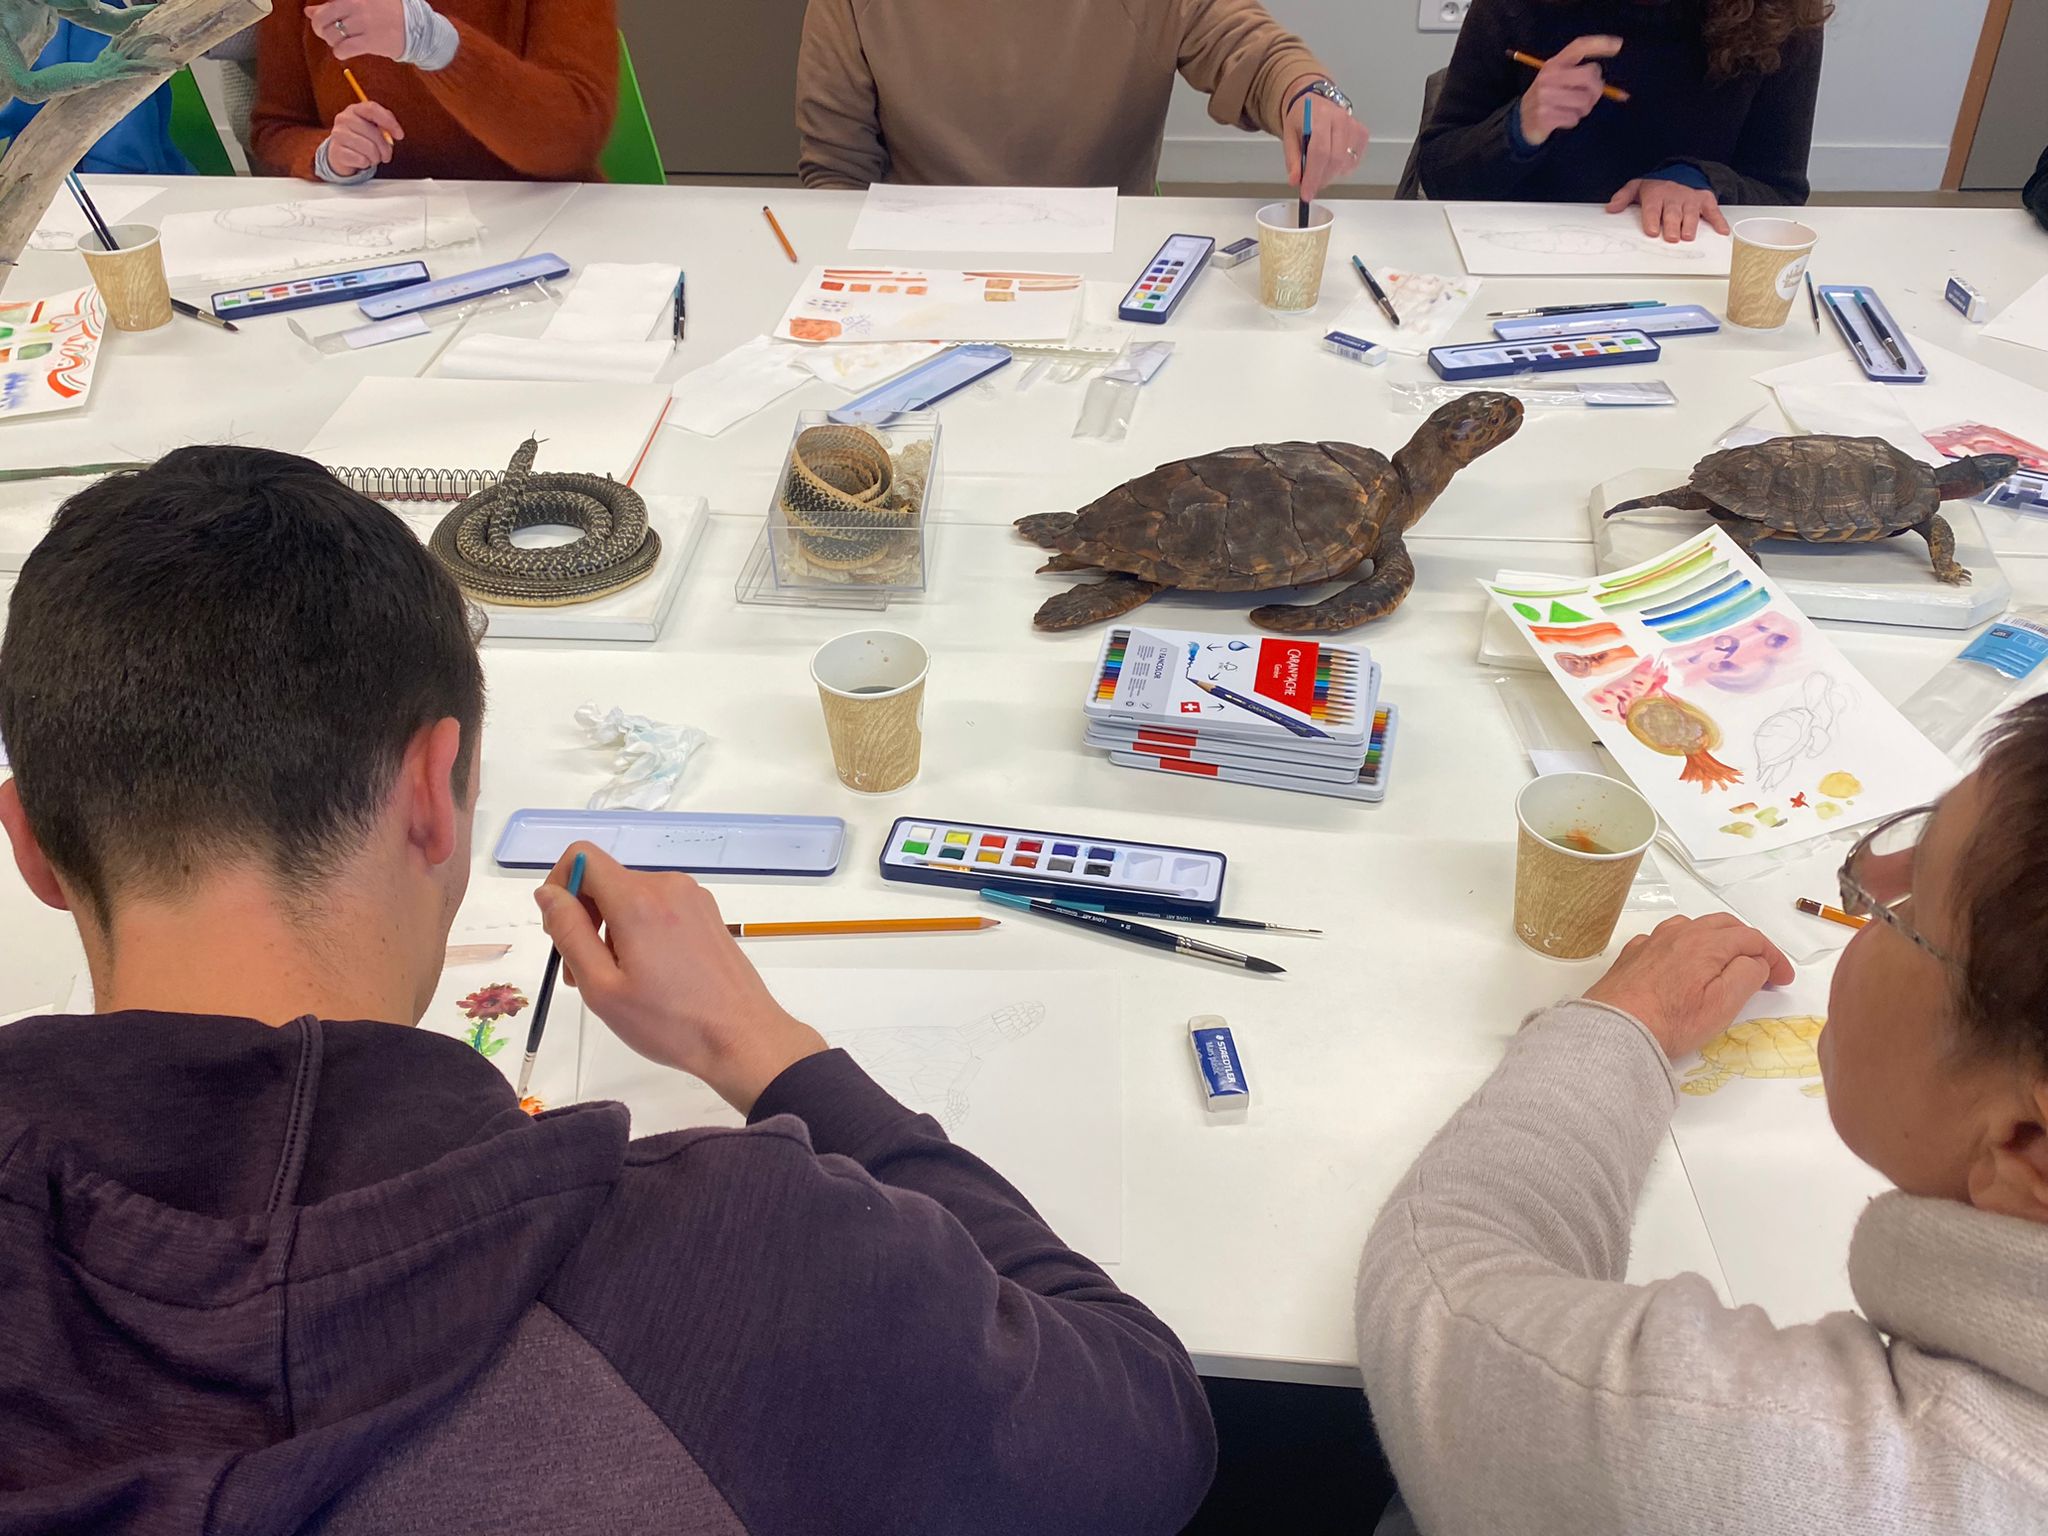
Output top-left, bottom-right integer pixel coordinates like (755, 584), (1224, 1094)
(1050, 899), (1321, 936)
(1298, 97), (1312, 229)
(982, 889), (1283, 974)
(0, 461), (148, 483)
(67, 175), (238, 333)
(515, 851), (586, 1100)
(727, 916), (998, 938)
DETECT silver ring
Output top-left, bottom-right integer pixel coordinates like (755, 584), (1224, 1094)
(334, 17), (349, 37)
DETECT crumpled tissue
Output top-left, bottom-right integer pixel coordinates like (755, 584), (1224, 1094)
(575, 703), (709, 810)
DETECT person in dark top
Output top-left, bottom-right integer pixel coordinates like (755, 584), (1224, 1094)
(2027, 147), (2048, 233)
(0, 449), (1215, 1535)
(1417, 0), (1827, 242)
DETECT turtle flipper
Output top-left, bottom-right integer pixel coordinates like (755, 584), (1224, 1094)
(1032, 575), (1164, 631)
(1249, 539), (1413, 633)
(1602, 488), (1718, 519)
(1016, 512), (1079, 549)
(1680, 1065), (1730, 1095)
(1914, 513), (1972, 585)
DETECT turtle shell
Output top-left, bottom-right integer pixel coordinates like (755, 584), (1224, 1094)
(1043, 441), (1397, 593)
(1705, 1016), (1824, 1075)
(1689, 436), (1937, 540)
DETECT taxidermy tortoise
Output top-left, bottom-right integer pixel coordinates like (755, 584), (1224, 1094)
(1015, 391), (1524, 633)
(1602, 435), (2021, 587)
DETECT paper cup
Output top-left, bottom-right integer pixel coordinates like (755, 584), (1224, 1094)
(1724, 217), (1817, 331)
(811, 629), (928, 794)
(77, 223), (172, 332)
(1254, 201), (1334, 312)
(1512, 773), (1657, 960)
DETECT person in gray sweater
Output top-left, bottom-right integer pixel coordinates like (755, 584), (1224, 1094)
(1359, 698), (2048, 1534)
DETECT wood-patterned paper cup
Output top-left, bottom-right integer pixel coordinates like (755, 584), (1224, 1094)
(811, 629), (928, 794)
(77, 223), (172, 332)
(1724, 216), (1817, 331)
(1512, 772), (1657, 960)
(1254, 201), (1334, 312)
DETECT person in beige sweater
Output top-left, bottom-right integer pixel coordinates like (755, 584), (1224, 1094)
(795, 0), (1370, 199)
(1359, 698), (2048, 1534)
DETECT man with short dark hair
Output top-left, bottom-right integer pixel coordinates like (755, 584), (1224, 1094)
(0, 447), (1215, 1533)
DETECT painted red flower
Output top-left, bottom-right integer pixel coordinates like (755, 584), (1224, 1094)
(456, 983), (529, 1022)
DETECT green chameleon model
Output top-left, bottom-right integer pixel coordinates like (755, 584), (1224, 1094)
(0, 0), (162, 115)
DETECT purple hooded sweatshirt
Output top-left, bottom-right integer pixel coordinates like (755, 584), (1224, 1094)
(0, 1010), (1215, 1534)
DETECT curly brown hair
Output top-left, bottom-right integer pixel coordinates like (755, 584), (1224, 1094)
(1702, 0), (1833, 78)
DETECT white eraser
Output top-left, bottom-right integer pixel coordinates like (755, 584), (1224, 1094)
(1190, 1014), (1250, 1119)
(1945, 276), (1988, 323)
(1212, 237), (1259, 269)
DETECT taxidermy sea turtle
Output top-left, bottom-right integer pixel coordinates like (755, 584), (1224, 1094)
(1016, 391), (1524, 633)
(1602, 435), (2020, 586)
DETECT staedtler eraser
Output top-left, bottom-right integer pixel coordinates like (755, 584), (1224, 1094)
(1945, 276), (1988, 323)
(1190, 1014), (1250, 1119)
(1212, 237), (1259, 269)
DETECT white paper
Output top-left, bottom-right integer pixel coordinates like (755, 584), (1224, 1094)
(851, 184), (1118, 255)
(579, 969), (1123, 1260)
(1331, 270), (1477, 355)
(426, 928), (581, 1109)
(29, 184), (155, 251)
(301, 377), (670, 482)
(0, 286), (107, 420)
(1446, 202), (1733, 277)
(1485, 528), (1958, 862)
(791, 339), (945, 389)
(157, 191), (480, 285)
(1668, 971), (1890, 1325)
(439, 334), (671, 383)
(1766, 382), (1939, 461)
(666, 336), (809, 435)
(1984, 273), (2048, 355)
(546, 262), (680, 344)
(775, 265), (1084, 345)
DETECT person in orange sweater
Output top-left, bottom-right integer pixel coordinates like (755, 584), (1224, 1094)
(250, 0), (617, 184)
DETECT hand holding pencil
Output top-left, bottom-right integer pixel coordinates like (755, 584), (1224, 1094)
(533, 843), (827, 1114)
(1513, 36), (1626, 147)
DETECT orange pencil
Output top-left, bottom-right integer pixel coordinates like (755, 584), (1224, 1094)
(341, 67), (395, 147)
(1795, 897), (1869, 931)
(727, 916), (999, 938)
(763, 204), (798, 263)
(1508, 49), (1631, 104)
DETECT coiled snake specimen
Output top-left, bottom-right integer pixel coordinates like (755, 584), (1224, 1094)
(429, 438), (661, 607)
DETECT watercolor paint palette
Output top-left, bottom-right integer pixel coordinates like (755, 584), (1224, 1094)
(1086, 627), (1374, 751)
(878, 817), (1227, 917)
(1109, 706), (1399, 802)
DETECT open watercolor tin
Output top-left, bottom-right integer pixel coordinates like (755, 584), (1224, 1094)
(878, 816), (1227, 918)
(494, 810), (847, 876)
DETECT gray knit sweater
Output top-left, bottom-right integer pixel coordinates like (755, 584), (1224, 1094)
(1358, 1000), (2048, 1534)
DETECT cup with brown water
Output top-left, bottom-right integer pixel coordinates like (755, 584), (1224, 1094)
(77, 223), (173, 333)
(1512, 772), (1658, 959)
(810, 629), (928, 794)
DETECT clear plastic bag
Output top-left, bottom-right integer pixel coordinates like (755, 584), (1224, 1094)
(1391, 378), (1678, 413)
(1900, 607), (2048, 758)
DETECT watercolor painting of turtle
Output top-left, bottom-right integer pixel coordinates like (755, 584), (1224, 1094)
(1486, 527), (1958, 862)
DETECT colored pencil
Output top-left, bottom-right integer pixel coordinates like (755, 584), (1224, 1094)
(1488, 300), (1661, 318)
(1298, 97), (1312, 229)
(515, 851), (586, 1100)
(1805, 272), (1820, 332)
(67, 175), (239, 333)
(1507, 49), (1631, 103)
(1350, 256), (1402, 328)
(726, 916), (998, 938)
(982, 889), (1283, 974)
(341, 67), (394, 147)
(763, 204), (798, 262)
(1795, 897), (1868, 930)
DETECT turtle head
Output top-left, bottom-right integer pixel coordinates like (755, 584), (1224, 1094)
(1932, 452), (2021, 501)
(1391, 391), (1525, 530)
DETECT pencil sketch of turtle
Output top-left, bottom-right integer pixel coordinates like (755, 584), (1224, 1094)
(1484, 226), (1713, 260)
(1604, 435), (2022, 585)
(828, 1002), (1044, 1132)
(1016, 391), (1524, 633)
(1752, 671), (1850, 791)
(1682, 1016), (1826, 1097)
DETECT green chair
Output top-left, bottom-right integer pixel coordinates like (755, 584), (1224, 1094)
(167, 67), (236, 177)
(600, 32), (664, 185)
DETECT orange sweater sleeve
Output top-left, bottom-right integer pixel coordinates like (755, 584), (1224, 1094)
(419, 0), (619, 180)
(249, 0), (332, 179)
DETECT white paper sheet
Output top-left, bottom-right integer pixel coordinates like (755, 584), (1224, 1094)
(851, 184), (1118, 255)
(301, 377), (670, 482)
(546, 262), (680, 343)
(439, 335), (672, 383)
(157, 190), (480, 285)
(1668, 971), (1891, 1326)
(426, 928), (582, 1109)
(28, 184), (155, 251)
(1985, 273), (2048, 355)
(1446, 202), (1733, 276)
(1330, 269), (1478, 355)
(666, 336), (811, 435)
(579, 969), (1123, 1260)
(775, 266), (1084, 345)
(1485, 528), (1959, 862)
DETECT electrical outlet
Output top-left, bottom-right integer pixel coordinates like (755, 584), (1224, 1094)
(1418, 0), (1469, 30)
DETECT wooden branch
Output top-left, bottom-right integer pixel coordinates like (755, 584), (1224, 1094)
(0, 0), (270, 278)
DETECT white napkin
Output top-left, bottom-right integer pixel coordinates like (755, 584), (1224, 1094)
(668, 337), (810, 435)
(439, 335), (672, 383)
(1332, 270), (1477, 355)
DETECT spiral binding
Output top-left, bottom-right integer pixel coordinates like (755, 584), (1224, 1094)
(327, 465), (503, 503)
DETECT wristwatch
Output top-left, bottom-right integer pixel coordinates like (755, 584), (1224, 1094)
(1288, 79), (1355, 116)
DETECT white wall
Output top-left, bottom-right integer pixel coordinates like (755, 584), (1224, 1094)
(1159, 0), (1989, 193)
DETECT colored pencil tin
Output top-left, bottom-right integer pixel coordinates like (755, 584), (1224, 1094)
(879, 817), (1227, 917)
(1816, 285), (1926, 383)
(494, 809), (847, 876)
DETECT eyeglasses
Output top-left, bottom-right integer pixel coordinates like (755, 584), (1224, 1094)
(1838, 804), (1960, 968)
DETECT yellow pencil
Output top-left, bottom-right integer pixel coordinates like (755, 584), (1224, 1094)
(341, 67), (395, 147)
(726, 916), (999, 939)
(763, 204), (798, 263)
(1507, 49), (1631, 104)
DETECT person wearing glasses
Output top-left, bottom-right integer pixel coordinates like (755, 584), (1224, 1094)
(1355, 700), (2048, 1533)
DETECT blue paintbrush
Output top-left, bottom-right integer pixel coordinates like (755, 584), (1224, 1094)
(516, 850), (586, 1100)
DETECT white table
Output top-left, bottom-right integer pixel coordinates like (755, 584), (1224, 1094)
(4, 183), (2046, 1385)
